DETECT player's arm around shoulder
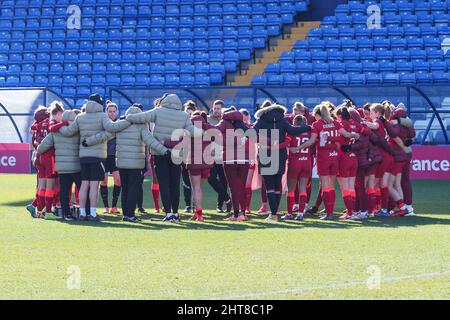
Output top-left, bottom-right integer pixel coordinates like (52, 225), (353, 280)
(36, 133), (55, 154)
(141, 125), (168, 155)
(59, 116), (80, 137)
(126, 108), (156, 124)
(102, 114), (131, 133)
(84, 131), (115, 147)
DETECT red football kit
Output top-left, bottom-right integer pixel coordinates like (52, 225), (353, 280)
(39, 118), (57, 178)
(286, 131), (313, 179)
(312, 119), (341, 176)
(373, 119), (394, 178)
(338, 119), (362, 178)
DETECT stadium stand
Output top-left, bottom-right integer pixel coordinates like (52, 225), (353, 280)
(0, 0), (449, 145)
(253, 0), (450, 86)
(0, 0), (310, 104)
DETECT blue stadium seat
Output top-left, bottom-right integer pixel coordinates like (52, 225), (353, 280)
(1, 1), (446, 97)
(366, 73), (383, 85)
(399, 72), (416, 85)
(432, 71), (450, 83)
(283, 74), (299, 86)
(252, 75), (266, 86)
(416, 71), (433, 84)
(316, 73), (331, 85)
(313, 62), (329, 73)
(383, 73), (400, 85)
(296, 62), (313, 74)
(329, 61), (345, 73)
(349, 73), (366, 85)
(280, 62), (296, 74)
(180, 74), (194, 86)
(267, 74), (283, 85)
(300, 74), (316, 85)
(332, 73), (348, 85)
(195, 74), (210, 86)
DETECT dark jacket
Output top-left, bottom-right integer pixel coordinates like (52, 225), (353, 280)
(164, 111), (246, 166)
(253, 105), (310, 175)
(385, 118), (414, 162)
(349, 109), (381, 168)
(368, 130), (384, 165)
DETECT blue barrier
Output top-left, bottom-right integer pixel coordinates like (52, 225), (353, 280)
(0, 85), (449, 145)
(109, 84), (450, 145)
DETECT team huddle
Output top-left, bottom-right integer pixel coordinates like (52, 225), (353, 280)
(26, 92), (416, 223)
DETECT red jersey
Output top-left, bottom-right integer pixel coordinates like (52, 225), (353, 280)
(374, 118), (389, 142)
(312, 119), (342, 161)
(306, 113), (316, 126)
(40, 118), (50, 138)
(286, 132), (312, 164)
(373, 118), (393, 157)
(339, 119), (363, 158)
(40, 118), (55, 158)
(31, 121), (45, 150)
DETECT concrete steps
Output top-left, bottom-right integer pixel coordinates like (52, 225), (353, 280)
(231, 21), (321, 86)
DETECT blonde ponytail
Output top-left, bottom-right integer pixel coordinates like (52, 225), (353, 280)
(384, 103), (392, 120)
(313, 103), (333, 123)
(320, 104), (333, 123)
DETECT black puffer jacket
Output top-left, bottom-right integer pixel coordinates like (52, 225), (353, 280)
(107, 137), (116, 158)
(253, 105), (310, 175)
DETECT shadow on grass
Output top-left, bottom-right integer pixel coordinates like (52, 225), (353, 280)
(2, 199), (35, 207)
(52, 210), (450, 232)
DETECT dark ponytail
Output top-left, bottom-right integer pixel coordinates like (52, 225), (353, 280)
(335, 106), (351, 121)
(341, 107), (351, 121)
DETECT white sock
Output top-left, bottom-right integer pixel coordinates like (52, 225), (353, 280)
(79, 208), (86, 217)
(166, 212), (174, 217)
(90, 208), (97, 217)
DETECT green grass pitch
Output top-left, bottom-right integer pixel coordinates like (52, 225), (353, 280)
(0, 174), (449, 299)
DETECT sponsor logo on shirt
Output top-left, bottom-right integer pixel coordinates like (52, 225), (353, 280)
(329, 151), (338, 157)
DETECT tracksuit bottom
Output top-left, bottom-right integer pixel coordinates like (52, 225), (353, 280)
(263, 173), (283, 215)
(355, 167), (368, 212)
(136, 169), (145, 210)
(153, 155), (181, 214)
(59, 172), (82, 218)
(182, 166), (192, 208)
(208, 164), (230, 208)
(401, 160), (413, 205)
(223, 163), (248, 215)
(119, 169), (141, 218)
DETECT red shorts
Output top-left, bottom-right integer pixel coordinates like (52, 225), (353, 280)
(188, 168), (210, 179)
(287, 160), (312, 180)
(366, 163), (378, 176)
(339, 155), (358, 178)
(317, 159), (339, 176)
(375, 152), (394, 178)
(390, 161), (406, 175)
(40, 154), (57, 179)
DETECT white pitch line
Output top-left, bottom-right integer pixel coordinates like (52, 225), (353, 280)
(210, 269), (450, 300)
